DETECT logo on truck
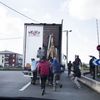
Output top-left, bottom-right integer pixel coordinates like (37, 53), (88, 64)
(28, 30), (40, 37)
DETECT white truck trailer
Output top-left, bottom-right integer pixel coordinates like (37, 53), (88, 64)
(23, 23), (63, 78)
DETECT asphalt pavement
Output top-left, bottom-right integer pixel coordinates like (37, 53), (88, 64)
(0, 71), (100, 100)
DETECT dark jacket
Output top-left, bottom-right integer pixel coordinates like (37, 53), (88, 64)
(67, 62), (72, 70)
(89, 58), (95, 69)
(73, 67), (81, 78)
(73, 61), (81, 78)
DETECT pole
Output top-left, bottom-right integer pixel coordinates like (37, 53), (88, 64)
(96, 19), (100, 78)
(66, 31), (68, 66)
(63, 30), (72, 68)
(96, 19), (100, 58)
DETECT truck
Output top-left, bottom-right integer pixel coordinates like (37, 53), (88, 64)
(23, 23), (63, 78)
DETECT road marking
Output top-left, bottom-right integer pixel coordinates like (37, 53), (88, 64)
(19, 82), (31, 91)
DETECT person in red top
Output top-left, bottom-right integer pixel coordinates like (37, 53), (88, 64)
(38, 56), (50, 96)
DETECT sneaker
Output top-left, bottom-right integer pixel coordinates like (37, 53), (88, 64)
(77, 86), (81, 89)
(59, 84), (62, 88)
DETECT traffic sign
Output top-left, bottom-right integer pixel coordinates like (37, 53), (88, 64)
(93, 59), (100, 66)
(97, 45), (100, 51)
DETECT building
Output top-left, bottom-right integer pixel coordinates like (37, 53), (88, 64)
(0, 50), (23, 67)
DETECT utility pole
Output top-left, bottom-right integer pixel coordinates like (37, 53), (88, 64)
(63, 30), (72, 68)
(96, 19), (100, 76)
(96, 19), (100, 58)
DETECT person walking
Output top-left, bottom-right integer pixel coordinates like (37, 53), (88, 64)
(74, 55), (82, 69)
(67, 61), (72, 77)
(31, 58), (37, 85)
(37, 56), (50, 96)
(72, 60), (81, 89)
(52, 57), (62, 91)
(89, 57), (96, 79)
(48, 57), (54, 86)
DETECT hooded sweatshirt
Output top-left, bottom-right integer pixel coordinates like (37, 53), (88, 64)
(52, 59), (61, 73)
(38, 60), (50, 76)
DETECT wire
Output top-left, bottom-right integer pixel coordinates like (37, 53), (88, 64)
(0, 1), (38, 22)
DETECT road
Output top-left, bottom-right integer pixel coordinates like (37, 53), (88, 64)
(0, 71), (100, 100)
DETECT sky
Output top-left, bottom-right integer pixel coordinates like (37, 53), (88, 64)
(0, 0), (100, 64)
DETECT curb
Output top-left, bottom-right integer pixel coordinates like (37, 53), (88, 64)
(78, 75), (100, 93)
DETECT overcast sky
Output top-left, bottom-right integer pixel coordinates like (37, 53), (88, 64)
(0, 0), (100, 63)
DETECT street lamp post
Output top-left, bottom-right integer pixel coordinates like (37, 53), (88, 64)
(96, 19), (100, 58)
(63, 30), (72, 68)
(96, 19), (100, 76)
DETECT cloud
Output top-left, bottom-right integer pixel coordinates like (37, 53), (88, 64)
(0, 6), (23, 53)
(38, 13), (59, 23)
(22, 8), (29, 12)
(60, 0), (68, 12)
(0, 6), (23, 38)
(68, 0), (100, 20)
(40, 13), (52, 22)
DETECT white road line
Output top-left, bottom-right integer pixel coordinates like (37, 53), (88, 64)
(19, 82), (31, 91)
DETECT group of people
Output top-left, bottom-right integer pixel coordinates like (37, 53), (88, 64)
(30, 46), (83, 96)
(31, 52), (63, 96)
(29, 50), (99, 96)
(67, 55), (82, 89)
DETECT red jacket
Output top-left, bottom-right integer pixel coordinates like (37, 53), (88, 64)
(38, 60), (50, 76)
